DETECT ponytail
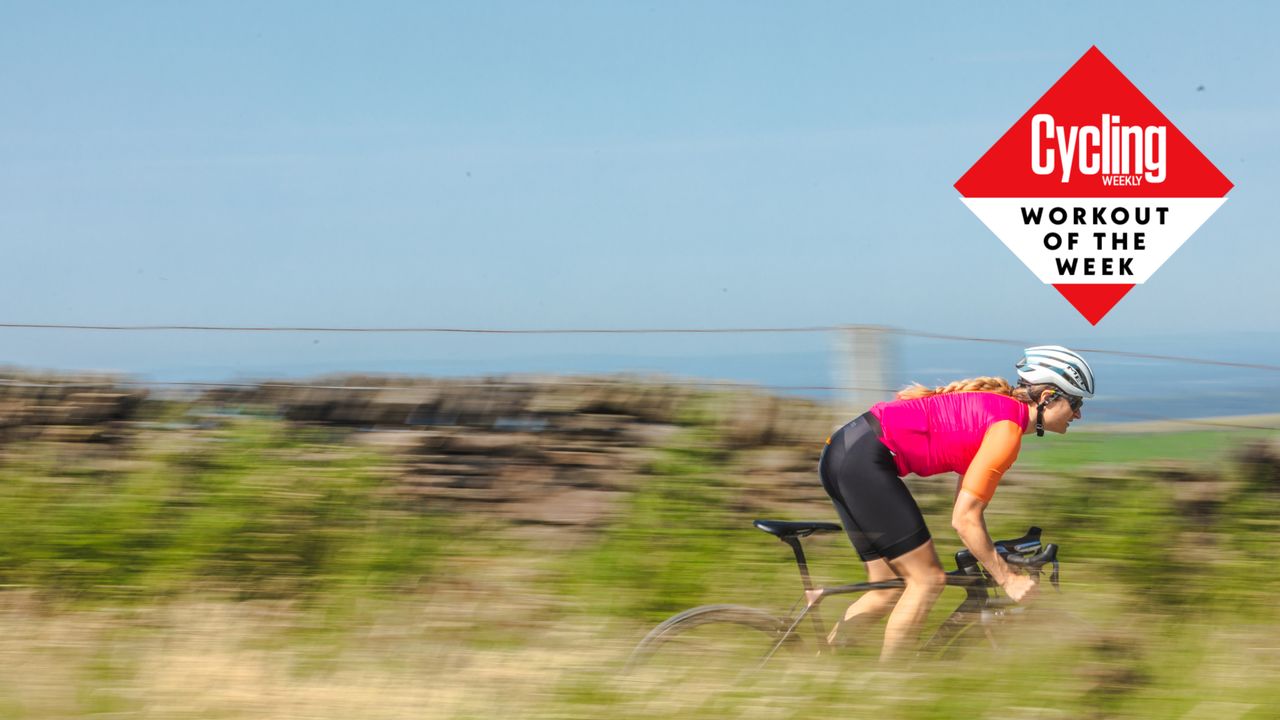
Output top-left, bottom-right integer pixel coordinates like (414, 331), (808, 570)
(896, 376), (1054, 405)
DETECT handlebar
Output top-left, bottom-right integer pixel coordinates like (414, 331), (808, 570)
(954, 527), (1062, 591)
(1000, 543), (1060, 589)
(1000, 542), (1056, 567)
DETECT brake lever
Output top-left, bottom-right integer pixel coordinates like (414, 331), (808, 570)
(1003, 543), (1061, 592)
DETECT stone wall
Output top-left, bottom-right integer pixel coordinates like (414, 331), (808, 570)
(208, 375), (842, 528)
(0, 372), (147, 441)
(0, 371), (843, 529)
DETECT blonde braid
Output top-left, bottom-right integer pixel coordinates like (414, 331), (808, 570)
(895, 376), (1017, 400)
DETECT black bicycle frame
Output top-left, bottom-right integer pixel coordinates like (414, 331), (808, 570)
(761, 568), (996, 665)
(759, 527), (1056, 665)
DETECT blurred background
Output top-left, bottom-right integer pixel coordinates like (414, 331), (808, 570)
(2, 2), (1279, 718)
(2, 330), (1277, 718)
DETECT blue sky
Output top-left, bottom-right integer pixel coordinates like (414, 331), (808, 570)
(0, 2), (1275, 381)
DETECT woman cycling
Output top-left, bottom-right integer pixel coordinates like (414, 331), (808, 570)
(819, 345), (1093, 660)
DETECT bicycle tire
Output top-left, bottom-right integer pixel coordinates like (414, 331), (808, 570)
(918, 615), (995, 660)
(624, 604), (800, 675)
(925, 602), (1097, 663)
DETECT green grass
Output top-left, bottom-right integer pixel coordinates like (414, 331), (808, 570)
(556, 426), (803, 621)
(0, 417), (448, 604)
(1, 402), (1279, 717)
(1018, 427), (1272, 472)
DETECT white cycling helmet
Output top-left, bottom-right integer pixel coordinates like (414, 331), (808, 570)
(1015, 345), (1095, 399)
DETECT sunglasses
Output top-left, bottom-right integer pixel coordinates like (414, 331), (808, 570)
(1054, 393), (1084, 412)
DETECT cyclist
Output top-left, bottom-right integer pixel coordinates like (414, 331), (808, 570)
(818, 345), (1093, 660)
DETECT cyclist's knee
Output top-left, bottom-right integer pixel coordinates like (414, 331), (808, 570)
(904, 568), (947, 595)
(925, 568), (948, 590)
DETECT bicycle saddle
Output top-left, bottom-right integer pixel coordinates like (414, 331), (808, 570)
(752, 519), (843, 539)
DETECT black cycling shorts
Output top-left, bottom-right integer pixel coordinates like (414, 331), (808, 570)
(818, 412), (931, 562)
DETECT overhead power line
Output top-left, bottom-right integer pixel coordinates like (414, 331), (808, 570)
(0, 322), (839, 334)
(1, 322), (1277, 371)
(0, 377), (891, 394)
(894, 330), (1280, 373)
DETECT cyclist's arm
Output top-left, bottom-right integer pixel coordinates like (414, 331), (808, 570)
(951, 492), (1012, 584)
(950, 421), (1023, 584)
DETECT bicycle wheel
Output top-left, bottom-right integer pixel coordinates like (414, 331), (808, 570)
(918, 613), (997, 661)
(624, 604), (801, 679)
(921, 602), (1090, 661)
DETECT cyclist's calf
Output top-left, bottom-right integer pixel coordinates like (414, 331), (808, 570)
(879, 544), (948, 659)
(837, 557), (907, 623)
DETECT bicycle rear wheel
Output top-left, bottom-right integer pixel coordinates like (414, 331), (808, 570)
(624, 604), (801, 680)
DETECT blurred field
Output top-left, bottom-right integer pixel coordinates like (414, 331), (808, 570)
(1, 387), (1279, 718)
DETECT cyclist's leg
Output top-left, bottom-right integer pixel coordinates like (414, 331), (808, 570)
(820, 414), (918, 646)
(826, 557), (901, 645)
(881, 540), (947, 661)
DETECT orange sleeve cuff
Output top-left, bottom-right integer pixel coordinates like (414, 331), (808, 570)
(959, 421), (1023, 505)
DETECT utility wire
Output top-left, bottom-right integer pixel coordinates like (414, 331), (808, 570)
(0, 377), (893, 394)
(896, 329), (1280, 373)
(0, 322), (840, 334)
(1, 322), (1276, 372)
(3, 321), (1279, 381)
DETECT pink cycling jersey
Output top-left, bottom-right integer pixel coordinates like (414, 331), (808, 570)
(868, 392), (1030, 478)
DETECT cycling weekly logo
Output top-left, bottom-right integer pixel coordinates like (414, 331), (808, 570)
(955, 46), (1232, 324)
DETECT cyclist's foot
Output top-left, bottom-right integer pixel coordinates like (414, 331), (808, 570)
(825, 615), (880, 649)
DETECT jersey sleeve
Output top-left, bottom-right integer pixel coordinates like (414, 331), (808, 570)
(959, 420), (1023, 505)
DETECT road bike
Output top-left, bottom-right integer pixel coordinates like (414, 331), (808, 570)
(626, 519), (1060, 671)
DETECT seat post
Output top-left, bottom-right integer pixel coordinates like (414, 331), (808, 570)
(781, 535), (829, 644)
(781, 536), (814, 591)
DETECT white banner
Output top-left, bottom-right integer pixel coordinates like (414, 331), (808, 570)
(961, 198), (1226, 284)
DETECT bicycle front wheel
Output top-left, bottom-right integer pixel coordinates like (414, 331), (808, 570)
(919, 614), (994, 661)
(624, 604), (801, 679)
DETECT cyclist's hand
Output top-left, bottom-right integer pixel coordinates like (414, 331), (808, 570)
(1001, 573), (1038, 603)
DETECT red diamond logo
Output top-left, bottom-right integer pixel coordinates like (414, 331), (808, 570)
(956, 46), (1232, 324)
